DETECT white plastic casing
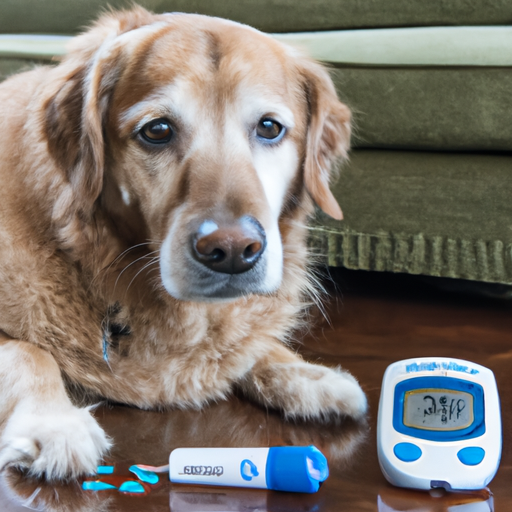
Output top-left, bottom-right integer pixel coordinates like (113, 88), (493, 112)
(169, 447), (269, 489)
(377, 357), (501, 491)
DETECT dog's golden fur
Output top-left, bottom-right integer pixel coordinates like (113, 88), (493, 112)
(0, 7), (366, 479)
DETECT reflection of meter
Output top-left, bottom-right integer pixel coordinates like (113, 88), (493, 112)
(377, 486), (494, 512)
(377, 358), (501, 491)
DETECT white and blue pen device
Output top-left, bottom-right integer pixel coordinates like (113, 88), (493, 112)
(168, 445), (329, 493)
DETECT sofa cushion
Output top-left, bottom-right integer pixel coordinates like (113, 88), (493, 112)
(274, 27), (512, 67)
(310, 150), (512, 283)
(276, 27), (512, 151)
(333, 66), (512, 151)
(0, 0), (511, 35)
(0, 35), (62, 82)
(0, 58), (43, 82)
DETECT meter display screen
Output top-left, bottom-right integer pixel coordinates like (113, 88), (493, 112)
(403, 389), (474, 431)
(393, 376), (485, 442)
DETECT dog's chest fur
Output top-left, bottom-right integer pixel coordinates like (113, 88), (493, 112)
(56, 266), (304, 409)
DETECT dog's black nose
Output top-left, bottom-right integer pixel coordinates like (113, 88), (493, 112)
(192, 216), (266, 274)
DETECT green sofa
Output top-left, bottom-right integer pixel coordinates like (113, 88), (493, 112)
(2, 0), (511, 283)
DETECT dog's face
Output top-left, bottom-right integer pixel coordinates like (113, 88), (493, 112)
(45, 11), (350, 301)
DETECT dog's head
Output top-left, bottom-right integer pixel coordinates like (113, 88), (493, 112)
(45, 8), (350, 301)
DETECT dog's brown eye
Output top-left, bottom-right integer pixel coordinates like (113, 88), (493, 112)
(256, 118), (284, 142)
(140, 119), (173, 144)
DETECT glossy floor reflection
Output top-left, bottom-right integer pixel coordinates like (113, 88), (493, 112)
(1, 269), (511, 511)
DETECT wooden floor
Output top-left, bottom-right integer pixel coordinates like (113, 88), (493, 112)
(0, 268), (510, 512)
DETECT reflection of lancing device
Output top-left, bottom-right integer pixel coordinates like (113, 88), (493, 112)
(377, 357), (502, 491)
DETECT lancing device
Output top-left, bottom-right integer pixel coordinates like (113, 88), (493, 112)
(164, 446), (329, 493)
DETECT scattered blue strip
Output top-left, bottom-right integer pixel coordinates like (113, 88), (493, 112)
(119, 481), (146, 493)
(97, 465), (114, 475)
(82, 481), (117, 491)
(129, 465), (159, 484)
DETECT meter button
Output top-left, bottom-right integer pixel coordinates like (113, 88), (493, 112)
(457, 447), (485, 466)
(394, 443), (422, 462)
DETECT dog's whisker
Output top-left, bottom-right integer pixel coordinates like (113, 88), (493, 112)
(145, 239), (163, 246)
(103, 241), (154, 271)
(305, 271), (330, 326)
(113, 251), (160, 297)
(114, 250), (160, 284)
(90, 241), (156, 290)
(124, 258), (160, 296)
(145, 266), (163, 291)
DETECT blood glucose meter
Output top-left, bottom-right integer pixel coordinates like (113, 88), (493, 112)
(377, 357), (501, 491)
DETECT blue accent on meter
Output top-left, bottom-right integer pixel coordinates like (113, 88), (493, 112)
(457, 447), (485, 466)
(394, 443), (422, 462)
(393, 376), (485, 442)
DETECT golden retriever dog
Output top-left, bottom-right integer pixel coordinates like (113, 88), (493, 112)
(0, 7), (366, 480)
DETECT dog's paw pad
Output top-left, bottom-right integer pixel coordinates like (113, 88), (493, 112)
(263, 362), (368, 421)
(335, 374), (368, 419)
(0, 437), (40, 471)
(1, 406), (111, 480)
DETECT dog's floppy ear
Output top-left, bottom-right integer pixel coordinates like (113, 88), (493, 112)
(45, 53), (119, 215)
(44, 7), (155, 216)
(300, 60), (351, 221)
(44, 36), (123, 217)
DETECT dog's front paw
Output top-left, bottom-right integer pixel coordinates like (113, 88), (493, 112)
(0, 405), (111, 480)
(249, 361), (368, 421)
